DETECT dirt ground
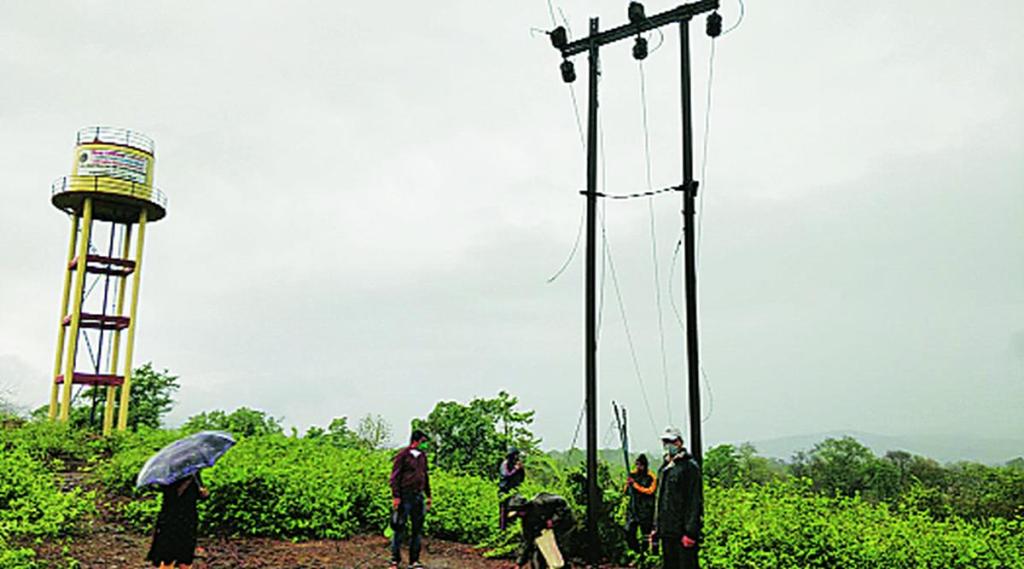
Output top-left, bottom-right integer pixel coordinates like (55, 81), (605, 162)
(34, 525), (516, 569)
(35, 473), (622, 569)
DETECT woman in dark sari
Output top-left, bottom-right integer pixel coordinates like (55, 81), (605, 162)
(146, 472), (208, 569)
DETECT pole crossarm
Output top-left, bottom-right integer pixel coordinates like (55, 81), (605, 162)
(557, 0), (719, 57)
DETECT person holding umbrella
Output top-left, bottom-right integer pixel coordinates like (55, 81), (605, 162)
(136, 431), (236, 569)
(147, 472), (208, 569)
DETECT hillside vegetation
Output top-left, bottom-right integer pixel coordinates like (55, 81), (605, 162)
(1, 368), (1021, 568)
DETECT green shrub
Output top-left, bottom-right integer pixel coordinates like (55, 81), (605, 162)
(99, 429), (1024, 568)
(0, 448), (95, 539)
(0, 420), (100, 469)
(0, 536), (37, 569)
(701, 480), (1024, 569)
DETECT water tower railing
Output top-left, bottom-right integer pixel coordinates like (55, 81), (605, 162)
(51, 176), (168, 208)
(76, 127), (155, 154)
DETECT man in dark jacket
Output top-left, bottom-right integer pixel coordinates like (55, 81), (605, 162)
(390, 429), (432, 569)
(499, 447), (526, 530)
(624, 453), (657, 552)
(653, 427), (703, 569)
(507, 493), (573, 569)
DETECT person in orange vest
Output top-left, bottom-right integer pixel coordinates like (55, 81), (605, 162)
(624, 453), (657, 552)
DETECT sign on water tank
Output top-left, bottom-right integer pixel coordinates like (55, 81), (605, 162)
(77, 147), (149, 185)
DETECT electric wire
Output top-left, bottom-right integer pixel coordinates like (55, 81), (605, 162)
(547, 203), (586, 283)
(600, 213), (660, 441)
(638, 59), (674, 425)
(666, 27), (720, 426)
(593, 185), (681, 200)
(602, 416), (618, 448)
(570, 403), (585, 450)
(723, 0), (745, 35)
(695, 38), (718, 424)
(697, 40), (716, 266)
(596, 107), (658, 440)
(596, 116), (608, 340)
(542, 0), (586, 284)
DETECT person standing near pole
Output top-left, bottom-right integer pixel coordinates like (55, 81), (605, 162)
(390, 429), (432, 569)
(498, 447), (526, 530)
(624, 454), (657, 552)
(652, 427), (703, 569)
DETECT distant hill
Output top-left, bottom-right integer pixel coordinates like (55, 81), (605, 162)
(736, 430), (1024, 466)
(546, 432), (1024, 467)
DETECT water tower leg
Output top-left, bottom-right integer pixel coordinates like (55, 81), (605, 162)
(49, 214), (80, 420)
(60, 198), (94, 422)
(117, 210), (147, 432)
(103, 224), (133, 435)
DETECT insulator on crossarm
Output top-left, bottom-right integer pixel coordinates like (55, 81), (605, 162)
(706, 12), (722, 38)
(560, 59), (577, 83)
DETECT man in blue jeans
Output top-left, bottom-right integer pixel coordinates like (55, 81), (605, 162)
(390, 429), (432, 569)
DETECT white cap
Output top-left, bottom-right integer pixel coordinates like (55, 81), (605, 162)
(660, 426), (683, 442)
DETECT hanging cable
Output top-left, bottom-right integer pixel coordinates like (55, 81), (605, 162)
(541, 0), (586, 284)
(596, 113), (609, 341)
(701, 366), (714, 423)
(697, 40), (717, 267)
(547, 203), (586, 283)
(638, 59), (674, 424)
(600, 216), (660, 441)
(570, 403), (585, 450)
(722, 0), (745, 35)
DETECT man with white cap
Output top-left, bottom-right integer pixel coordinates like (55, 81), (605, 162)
(651, 426), (703, 569)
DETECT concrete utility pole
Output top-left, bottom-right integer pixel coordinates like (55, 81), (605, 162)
(547, 2), (722, 564)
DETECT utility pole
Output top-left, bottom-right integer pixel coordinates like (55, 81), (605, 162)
(548, 2), (721, 564)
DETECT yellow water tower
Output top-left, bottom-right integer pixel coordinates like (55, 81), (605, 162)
(48, 127), (167, 434)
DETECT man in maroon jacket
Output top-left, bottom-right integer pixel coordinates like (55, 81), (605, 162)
(390, 429), (432, 569)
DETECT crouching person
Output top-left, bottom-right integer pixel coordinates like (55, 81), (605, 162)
(507, 493), (573, 569)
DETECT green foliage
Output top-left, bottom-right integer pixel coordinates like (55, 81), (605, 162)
(792, 437), (900, 502)
(413, 391), (539, 479)
(182, 407), (283, 438)
(74, 363), (178, 431)
(95, 427), (186, 494)
(702, 481), (1024, 569)
(5, 398), (1022, 567)
(0, 419), (101, 469)
(0, 448), (95, 539)
(0, 536), (37, 569)
(706, 443), (785, 488)
(356, 413), (392, 449)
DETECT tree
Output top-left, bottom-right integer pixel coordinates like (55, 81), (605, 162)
(183, 407), (283, 438)
(737, 443), (786, 485)
(704, 444), (740, 487)
(792, 437), (877, 498)
(76, 363), (179, 431)
(356, 413), (392, 449)
(413, 391), (540, 477)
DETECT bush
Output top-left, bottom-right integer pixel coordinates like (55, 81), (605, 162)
(96, 427), (1024, 568)
(182, 408), (283, 438)
(0, 420), (101, 469)
(0, 448), (95, 540)
(701, 480), (1024, 568)
(0, 536), (37, 569)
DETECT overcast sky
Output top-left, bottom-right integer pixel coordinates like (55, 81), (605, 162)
(1, 1), (1021, 451)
